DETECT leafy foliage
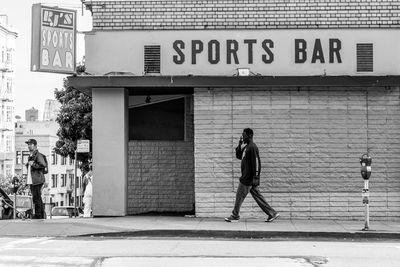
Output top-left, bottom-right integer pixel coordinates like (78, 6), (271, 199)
(54, 79), (92, 172)
(0, 174), (12, 195)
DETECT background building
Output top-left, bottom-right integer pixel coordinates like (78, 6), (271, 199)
(14, 117), (83, 213)
(25, 107), (38, 121)
(70, 0), (400, 221)
(0, 14), (17, 179)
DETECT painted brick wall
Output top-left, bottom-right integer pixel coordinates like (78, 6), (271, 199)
(194, 87), (400, 220)
(127, 97), (194, 214)
(89, 0), (400, 30)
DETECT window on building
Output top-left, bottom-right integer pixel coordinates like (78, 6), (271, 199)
(6, 52), (11, 64)
(61, 156), (67, 165)
(51, 151), (58, 165)
(69, 174), (74, 188)
(129, 97), (185, 140)
(6, 135), (12, 152)
(61, 174), (67, 187)
(5, 164), (12, 176)
(16, 151), (21, 164)
(6, 78), (12, 94)
(22, 151), (30, 164)
(51, 174), (58, 188)
(6, 106), (12, 122)
(69, 157), (74, 165)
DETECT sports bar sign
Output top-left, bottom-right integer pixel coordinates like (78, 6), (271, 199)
(31, 4), (76, 74)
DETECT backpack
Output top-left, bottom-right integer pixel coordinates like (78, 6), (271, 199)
(41, 153), (49, 174)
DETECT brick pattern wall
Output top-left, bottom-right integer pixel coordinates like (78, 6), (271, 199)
(194, 87), (400, 220)
(89, 0), (400, 30)
(127, 97), (194, 214)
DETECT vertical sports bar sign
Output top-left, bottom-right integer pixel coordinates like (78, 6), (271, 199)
(31, 4), (76, 74)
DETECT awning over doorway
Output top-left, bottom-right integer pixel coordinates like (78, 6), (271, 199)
(68, 75), (400, 96)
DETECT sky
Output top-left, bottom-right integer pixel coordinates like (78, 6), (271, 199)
(1, 0), (92, 119)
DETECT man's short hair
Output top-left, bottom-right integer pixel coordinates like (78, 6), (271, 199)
(243, 128), (254, 137)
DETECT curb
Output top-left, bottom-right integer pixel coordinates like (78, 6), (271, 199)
(76, 229), (400, 241)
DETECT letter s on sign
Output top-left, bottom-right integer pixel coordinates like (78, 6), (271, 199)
(173, 40), (185, 64)
(262, 39), (274, 64)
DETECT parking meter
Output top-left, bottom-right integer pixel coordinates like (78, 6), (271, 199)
(12, 177), (19, 194)
(11, 177), (19, 220)
(359, 154), (372, 231)
(360, 154), (372, 180)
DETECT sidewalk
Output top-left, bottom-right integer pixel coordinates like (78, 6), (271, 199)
(0, 216), (399, 240)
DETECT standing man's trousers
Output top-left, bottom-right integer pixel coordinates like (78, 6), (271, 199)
(30, 183), (44, 219)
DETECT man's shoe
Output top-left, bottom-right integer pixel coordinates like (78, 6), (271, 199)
(265, 213), (280, 222)
(224, 215), (239, 222)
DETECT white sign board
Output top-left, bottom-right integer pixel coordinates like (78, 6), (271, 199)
(86, 29), (400, 76)
(77, 140), (90, 153)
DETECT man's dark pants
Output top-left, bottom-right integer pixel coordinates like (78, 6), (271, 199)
(232, 182), (276, 218)
(30, 183), (44, 219)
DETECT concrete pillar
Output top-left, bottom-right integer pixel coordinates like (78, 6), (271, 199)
(92, 88), (128, 216)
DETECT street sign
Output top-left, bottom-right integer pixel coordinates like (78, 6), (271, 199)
(31, 4), (77, 74)
(77, 140), (90, 153)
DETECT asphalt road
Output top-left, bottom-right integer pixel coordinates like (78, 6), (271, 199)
(0, 236), (399, 266)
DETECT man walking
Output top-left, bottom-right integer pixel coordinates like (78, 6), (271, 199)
(26, 139), (46, 219)
(225, 128), (279, 223)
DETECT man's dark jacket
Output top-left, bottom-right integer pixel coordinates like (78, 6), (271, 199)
(26, 150), (46, 185)
(235, 142), (261, 186)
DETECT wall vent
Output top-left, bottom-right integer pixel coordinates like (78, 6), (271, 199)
(356, 43), (373, 72)
(144, 45), (161, 74)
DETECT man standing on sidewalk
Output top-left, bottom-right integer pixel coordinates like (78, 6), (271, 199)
(26, 139), (46, 219)
(225, 128), (279, 223)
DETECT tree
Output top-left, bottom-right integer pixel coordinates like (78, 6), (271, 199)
(54, 79), (92, 172)
(0, 174), (12, 195)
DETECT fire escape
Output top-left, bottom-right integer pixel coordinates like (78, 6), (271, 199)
(0, 49), (14, 173)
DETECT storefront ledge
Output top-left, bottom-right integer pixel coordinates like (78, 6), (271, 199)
(76, 229), (400, 241)
(67, 75), (400, 95)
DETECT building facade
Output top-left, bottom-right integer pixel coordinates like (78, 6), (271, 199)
(0, 15), (16, 179)
(70, 0), (400, 220)
(14, 120), (83, 212)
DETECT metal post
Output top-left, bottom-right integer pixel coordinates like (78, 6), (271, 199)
(74, 151), (77, 218)
(49, 197), (52, 219)
(362, 179), (370, 231)
(0, 198), (3, 219)
(13, 193), (16, 220)
(20, 149), (24, 176)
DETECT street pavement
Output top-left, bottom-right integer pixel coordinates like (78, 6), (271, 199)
(0, 215), (399, 240)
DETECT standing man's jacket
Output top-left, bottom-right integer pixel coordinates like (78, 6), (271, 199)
(26, 150), (46, 185)
(235, 142), (261, 186)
